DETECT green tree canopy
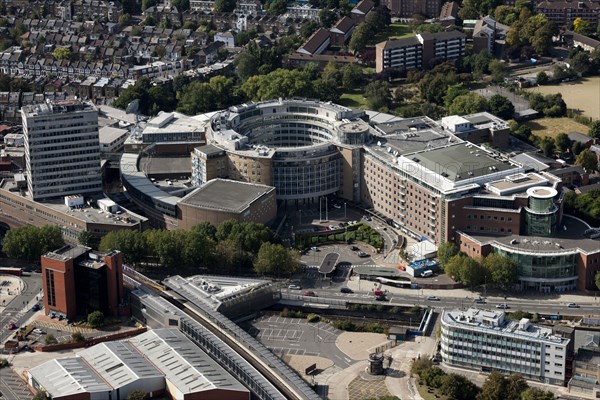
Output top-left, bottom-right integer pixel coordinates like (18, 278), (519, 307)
(53, 47), (71, 60)
(87, 311), (105, 327)
(2, 225), (64, 261)
(440, 373), (480, 400)
(445, 254), (487, 287)
(483, 253), (518, 290)
(536, 71), (549, 85)
(349, 22), (371, 54)
(520, 387), (555, 400)
(477, 371), (506, 400)
(554, 132), (572, 154)
(365, 80), (391, 111)
(240, 69), (315, 101)
(99, 230), (147, 266)
(447, 93), (489, 115)
(437, 242), (459, 268)
(32, 391), (49, 400)
(319, 9), (338, 28)
(214, 0), (236, 12)
(488, 94), (515, 119)
(576, 149), (599, 172)
(254, 242), (302, 276)
(589, 120), (600, 139)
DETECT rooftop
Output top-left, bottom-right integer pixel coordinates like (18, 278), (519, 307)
(22, 100), (95, 117)
(129, 329), (248, 394)
(78, 341), (163, 389)
(179, 179), (275, 213)
(29, 357), (111, 398)
(407, 142), (514, 183)
(99, 125), (128, 145)
(443, 308), (571, 345)
(463, 215), (600, 255)
(485, 172), (551, 196)
(44, 244), (90, 262)
(143, 111), (206, 136)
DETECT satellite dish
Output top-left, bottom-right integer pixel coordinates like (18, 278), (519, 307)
(125, 99), (140, 115)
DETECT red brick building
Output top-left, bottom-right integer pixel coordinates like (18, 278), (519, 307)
(41, 245), (124, 319)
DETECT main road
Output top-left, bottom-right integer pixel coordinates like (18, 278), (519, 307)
(283, 286), (599, 317)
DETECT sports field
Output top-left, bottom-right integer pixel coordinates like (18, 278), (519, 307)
(527, 77), (600, 119)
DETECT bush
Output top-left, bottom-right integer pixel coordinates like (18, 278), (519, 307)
(0, 358), (8, 368)
(71, 332), (85, 342)
(44, 334), (58, 345)
(87, 311), (105, 328)
(306, 313), (320, 323)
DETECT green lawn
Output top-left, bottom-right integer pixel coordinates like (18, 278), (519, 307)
(338, 89), (367, 108)
(371, 23), (414, 45)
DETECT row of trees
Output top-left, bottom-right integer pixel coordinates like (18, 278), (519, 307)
(98, 220), (301, 277)
(2, 225), (64, 262)
(413, 358), (557, 400)
(437, 243), (518, 290)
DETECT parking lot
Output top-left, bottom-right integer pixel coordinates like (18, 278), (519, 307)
(0, 367), (32, 400)
(246, 316), (353, 368)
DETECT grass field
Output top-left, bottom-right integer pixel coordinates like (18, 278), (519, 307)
(524, 117), (590, 138)
(527, 76), (600, 119)
(338, 89), (368, 109)
(371, 23), (414, 44)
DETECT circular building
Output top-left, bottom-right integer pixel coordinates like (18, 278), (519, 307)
(194, 99), (371, 202)
(525, 186), (559, 236)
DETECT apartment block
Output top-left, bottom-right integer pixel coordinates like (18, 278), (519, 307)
(441, 308), (574, 385)
(375, 31), (465, 73)
(22, 100), (102, 201)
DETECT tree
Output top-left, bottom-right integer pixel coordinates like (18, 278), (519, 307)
(71, 332), (85, 342)
(214, 0), (236, 12)
(444, 254), (486, 287)
(141, 0), (155, 11)
(87, 311), (105, 328)
(171, 0), (190, 11)
(483, 253), (518, 290)
(365, 80), (391, 110)
(489, 60), (508, 83)
(575, 149), (599, 172)
(444, 84), (468, 109)
(410, 357), (433, 377)
(32, 391), (49, 400)
(478, 371), (506, 400)
(447, 93), (489, 115)
(488, 94), (515, 119)
(589, 120), (600, 139)
(539, 136), (555, 157)
(127, 390), (147, 400)
(240, 69), (315, 101)
(536, 71), (549, 85)
(341, 62), (363, 87)
(520, 387), (555, 400)
(349, 22), (371, 54)
(78, 230), (95, 248)
(554, 133), (572, 154)
(2, 225), (64, 261)
(53, 47), (71, 60)
(570, 50), (592, 76)
(184, 225), (216, 270)
(437, 242), (459, 268)
(319, 9), (338, 28)
(573, 17), (593, 35)
(421, 366), (446, 388)
(440, 373), (480, 400)
(254, 242), (302, 276)
(118, 13), (131, 25)
(505, 374), (527, 400)
(99, 230), (147, 266)
(267, 0), (287, 15)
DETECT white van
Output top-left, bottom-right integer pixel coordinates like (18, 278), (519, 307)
(420, 270), (434, 278)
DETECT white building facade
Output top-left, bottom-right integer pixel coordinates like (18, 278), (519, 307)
(22, 100), (102, 201)
(441, 308), (572, 386)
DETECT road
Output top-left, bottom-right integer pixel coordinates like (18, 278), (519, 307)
(0, 273), (43, 344)
(282, 286), (598, 317)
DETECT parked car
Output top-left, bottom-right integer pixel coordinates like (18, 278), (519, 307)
(350, 245), (360, 251)
(288, 284), (302, 290)
(357, 251), (369, 258)
(374, 290), (384, 296)
(567, 303), (580, 308)
(375, 294), (387, 301)
(303, 291), (316, 297)
(31, 304), (40, 311)
(420, 270), (434, 278)
(6, 323), (16, 330)
(474, 298), (486, 304)
(427, 296), (441, 301)
(328, 225), (336, 230)
(495, 303), (510, 309)
(340, 287), (353, 294)
(310, 246), (320, 252)
(32, 328), (45, 334)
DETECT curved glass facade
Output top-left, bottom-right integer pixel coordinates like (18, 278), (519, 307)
(493, 246), (578, 292)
